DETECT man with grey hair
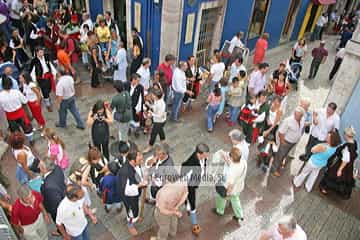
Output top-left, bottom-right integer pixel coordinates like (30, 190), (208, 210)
(171, 61), (193, 122)
(229, 129), (249, 161)
(146, 143), (177, 202)
(11, 184), (50, 239)
(259, 215), (307, 239)
(273, 107), (305, 177)
(40, 157), (66, 236)
(55, 66), (85, 130)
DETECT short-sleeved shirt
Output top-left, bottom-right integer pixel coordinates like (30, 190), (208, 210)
(310, 108), (340, 141)
(57, 49), (71, 71)
(11, 191), (43, 226)
(248, 70), (266, 96)
(157, 63), (173, 86)
(56, 197), (88, 237)
(56, 75), (75, 100)
(0, 89), (27, 112)
(278, 115), (304, 143)
(312, 47), (328, 61)
(210, 62), (225, 83)
(23, 82), (38, 102)
(265, 224), (307, 240)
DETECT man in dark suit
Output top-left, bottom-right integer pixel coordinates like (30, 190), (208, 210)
(180, 143), (210, 236)
(39, 157), (66, 236)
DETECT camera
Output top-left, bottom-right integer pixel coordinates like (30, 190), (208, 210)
(95, 113), (105, 121)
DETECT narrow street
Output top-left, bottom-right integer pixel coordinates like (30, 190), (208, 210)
(1, 34), (359, 240)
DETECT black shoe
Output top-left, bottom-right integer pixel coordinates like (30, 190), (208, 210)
(299, 154), (307, 161)
(76, 125), (85, 130)
(55, 123), (66, 128)
(104, 206), (110, 213)
(233, 216), (244, 222)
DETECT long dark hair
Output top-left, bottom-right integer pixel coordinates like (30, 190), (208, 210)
(21, 72), (33, 85)
(91, 100), (107, 117)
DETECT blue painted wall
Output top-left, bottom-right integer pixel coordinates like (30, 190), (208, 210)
(291, 0), (311, 41)
(131, 0), (162, 71)
(221, 0), (253, 49)
(89, 0), (103, 21)
(340, 80), (360, 145)
(178, 0), (214, 62)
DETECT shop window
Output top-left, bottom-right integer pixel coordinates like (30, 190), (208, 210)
(248, 0), (270, 39)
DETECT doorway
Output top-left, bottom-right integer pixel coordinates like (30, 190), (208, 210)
(195, 7), (222, 67)
(113, 0), (127, 46)
(280, 0), (301, 43)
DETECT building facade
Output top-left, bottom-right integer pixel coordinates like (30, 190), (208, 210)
(83, 0), (340, 68)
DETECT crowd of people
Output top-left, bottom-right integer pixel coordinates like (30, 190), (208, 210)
(0, 1), (358, 240)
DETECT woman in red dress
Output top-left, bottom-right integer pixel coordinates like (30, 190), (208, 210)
(253, 33), (269, 65)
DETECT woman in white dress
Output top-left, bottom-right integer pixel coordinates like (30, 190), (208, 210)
(113, 41), (128, 82)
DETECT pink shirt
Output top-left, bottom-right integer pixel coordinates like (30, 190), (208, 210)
(208, 93), (221, 106)
(48, 142), (69, 169)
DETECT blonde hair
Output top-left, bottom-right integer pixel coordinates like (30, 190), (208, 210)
(43, 128), (65, 149)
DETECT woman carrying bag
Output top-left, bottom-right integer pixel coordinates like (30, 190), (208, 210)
(214, 147), (247, 224)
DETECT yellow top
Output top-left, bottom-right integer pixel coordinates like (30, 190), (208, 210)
(96, 26), (110, 43)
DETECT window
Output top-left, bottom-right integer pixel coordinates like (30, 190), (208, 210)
(248, 0), (270, 39)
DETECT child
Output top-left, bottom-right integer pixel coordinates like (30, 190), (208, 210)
(100, 161), (122, 213)
(239, 95), (258, 143)
(206, 85), (222, 132)
(42, 128), (69, 170)
(257, 135), (278, 172)
(216, 78), (229, 117)
(227, 72), (247, 126)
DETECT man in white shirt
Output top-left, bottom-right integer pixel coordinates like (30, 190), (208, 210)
(136, 58), (151, 90)
(229, 129), (249, 161)
(209, 55), (225, 92)
(171, 61), (192, 122)
(55, 67), (85, 130)
(143, 88), (167, 153)
(117, 150), (148, 236)
(228, 57), (247, 84)
(259, 215), (307, 240)
(329, 48), (345, 81)
(56, 183), (97, 240)
(273, 107), (305, 177)
(228, 32), (244, 54)
(300, 102), (340, 162)
(81, 13), (93, 33)
(311, 13), (328, 41)
(248, 62), (269, 97)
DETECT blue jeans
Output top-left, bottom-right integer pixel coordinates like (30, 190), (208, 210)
(229, 106), (240, 123)
(208, 81), (218, 93)
(207, 104), (219, 130)
(58, 96), (85, 128)
(72, 224), (90, 240)
(171, 91), (184, 121)
(311, 26), (321, 41)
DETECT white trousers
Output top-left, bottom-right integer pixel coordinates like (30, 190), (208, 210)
(293, 160), (321, 192)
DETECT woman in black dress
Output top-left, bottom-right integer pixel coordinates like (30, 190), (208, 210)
(86, 100), (113, 161)
(319, 126), (358, 199)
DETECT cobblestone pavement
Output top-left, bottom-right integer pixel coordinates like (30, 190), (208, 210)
(1, 34), (360, 240)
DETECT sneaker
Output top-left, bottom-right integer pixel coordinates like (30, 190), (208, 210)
(104, 206), (110, 213)
(55, 123), (66, 128)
